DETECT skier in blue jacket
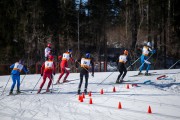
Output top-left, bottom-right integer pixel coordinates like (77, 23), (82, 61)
(9, 60), (28, 95)
(138, 42), (155, 75)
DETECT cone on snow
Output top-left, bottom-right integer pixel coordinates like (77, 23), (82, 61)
(100, 89), (104, 94)
(80, 96), (83, 102)
(89, 98), (93, 104)
(82, 92), (85, 98)
(88, 91), (92, 97)
(148, 105), (152, 113)
(78, 95), (81, 100)
(118, 102), (122, 109)
(126, 84), (130, 89)
(113, 86), (116, 92)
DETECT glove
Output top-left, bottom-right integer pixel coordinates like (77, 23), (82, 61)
(65, 67), (71, 71)
(91, 73), (94, 77)
(26, 70), (29, 74)
(151, 50), (156, 54)
(41, 73), (43, 76)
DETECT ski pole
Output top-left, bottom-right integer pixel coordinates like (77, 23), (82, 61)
(31, 76), (42, 93)
(168, 59), (180, 69)
(51, 74), (54, 93)
(97, 72), (114, 86)
(1, 76), (11, 96)
(20, 73), (27, 85)
(127, 57), (140, 70)
(76, 61), (90, 72)
(138, 53), (154, 70)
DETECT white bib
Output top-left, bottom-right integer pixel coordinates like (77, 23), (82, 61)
(142, 46), (149, 56)
(45, 61), (53, 69)
(81, 58), (91, 68)
(119, 55), (127, 63)
(14, 63), (23, 71)
(62, 53), (70, 60)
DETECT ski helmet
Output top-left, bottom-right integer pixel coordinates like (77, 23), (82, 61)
(47, 43), (51, 47)
(124, 50), (128, 55)
(68, 49), (72, 53)
(85, 53), (90, 58)
(48, 55), (54, 60)
(19, 59), (24, 64)
(147, 42), (151, 47)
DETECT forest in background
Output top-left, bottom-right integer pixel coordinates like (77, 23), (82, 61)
(0, 0), (179, 73)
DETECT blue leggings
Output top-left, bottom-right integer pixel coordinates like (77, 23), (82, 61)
(11, 75), (20, 91)
(139, 55), (151, 72)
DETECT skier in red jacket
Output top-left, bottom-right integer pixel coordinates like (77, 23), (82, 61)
(37, 55), (55, 93)
(55, 49), (74, 84)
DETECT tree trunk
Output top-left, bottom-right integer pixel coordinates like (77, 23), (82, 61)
(131, 0), (138, 50)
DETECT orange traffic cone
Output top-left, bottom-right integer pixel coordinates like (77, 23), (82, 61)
(78, 95), (81, 100)
(82, 92), (85, 98)
(118, 102), (122, 109)
(113, 87), (116, 92)
(89, 98), (93, 104)
(88, 91), (92, 97)
(100, 89), (104, 94)
(148, 105), (152, 113)
(80, 96), (83, 102)
(126, 84), (130, 89)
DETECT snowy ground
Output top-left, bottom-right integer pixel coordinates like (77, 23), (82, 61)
(0, 69), (180, 120)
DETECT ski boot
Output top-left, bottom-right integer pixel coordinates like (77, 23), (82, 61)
(9, 90), (13, 95)
(84, 89), (87, 94)
(46, 88), (50, 92)
(55, 79), (61, 85)
(138, 71), (143, 75)
(119, 79), (124, 83)
(63, 79), (69, 83)
(116, 80), (120, 84)
(37, 88), (42, 94)
(16, 88), (21, 94)
(77, 90), (81, 95)
(145, 72), (150, 76)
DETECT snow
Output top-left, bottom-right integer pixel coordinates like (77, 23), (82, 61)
(0, 69), (180, 120)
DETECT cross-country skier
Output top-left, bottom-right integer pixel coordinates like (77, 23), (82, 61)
(37, 55), (55, 93)
(116, 50), (130, 83)
(55, 49), (74, 84)
(138, 42), (155, 75)
(75, 53), (94, 94)
(9, 60), (28, 95)
(44, 43), (52, 61)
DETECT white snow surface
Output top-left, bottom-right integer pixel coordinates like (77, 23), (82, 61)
(0, 69), (180, 120)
